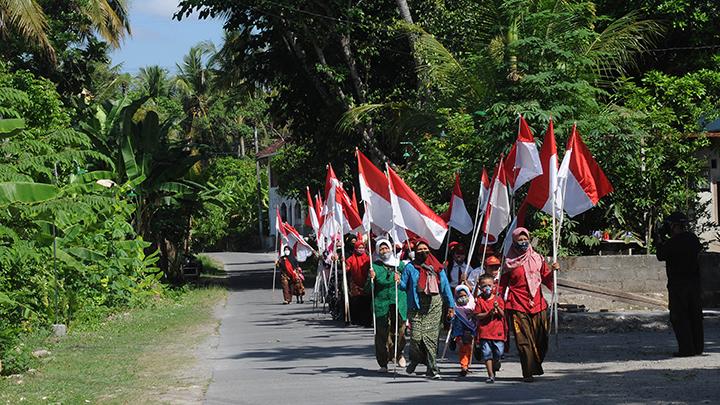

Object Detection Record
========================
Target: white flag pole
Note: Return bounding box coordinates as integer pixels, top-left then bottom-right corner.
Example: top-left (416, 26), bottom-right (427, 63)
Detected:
top-left (366, 201), bottom-right (376, 336)
top-left (466, 183), bottom-right (485, 270)
top-left (273, 205), bottom-right (279, 297)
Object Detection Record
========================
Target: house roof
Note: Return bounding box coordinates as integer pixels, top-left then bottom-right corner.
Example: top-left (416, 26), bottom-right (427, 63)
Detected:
top-left (257, 139), bottom-right (285, 159)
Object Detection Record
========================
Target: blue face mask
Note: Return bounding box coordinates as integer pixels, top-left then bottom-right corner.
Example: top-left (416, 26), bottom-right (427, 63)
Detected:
top-left (514, 241), bottom-right (530, 252)
top-left (481, 286), bottom-right (492, 297)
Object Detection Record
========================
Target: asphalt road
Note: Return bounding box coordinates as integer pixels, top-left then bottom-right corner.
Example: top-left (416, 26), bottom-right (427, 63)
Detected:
top-left (201, 252), bottom-right (720, 404)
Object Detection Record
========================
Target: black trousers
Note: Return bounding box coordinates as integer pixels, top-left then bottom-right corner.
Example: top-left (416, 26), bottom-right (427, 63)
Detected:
top-left (668, 281), bottom-right (704, 355)
top-left (350, 295), bottom-right (373, 327)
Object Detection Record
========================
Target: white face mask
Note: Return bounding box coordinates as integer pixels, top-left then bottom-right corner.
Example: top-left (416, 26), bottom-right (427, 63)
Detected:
top-left (284, 249), bottom-right (291, 256)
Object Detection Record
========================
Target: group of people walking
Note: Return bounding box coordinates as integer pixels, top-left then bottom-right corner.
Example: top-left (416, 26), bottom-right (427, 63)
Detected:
top-left (276, 211), bottom-right (706, 382)
top-left (279, 226), bottom-right (559, 382)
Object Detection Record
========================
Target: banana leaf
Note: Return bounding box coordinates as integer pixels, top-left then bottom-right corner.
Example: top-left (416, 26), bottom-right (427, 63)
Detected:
top-left (0, 182), bottom-right (59, 205)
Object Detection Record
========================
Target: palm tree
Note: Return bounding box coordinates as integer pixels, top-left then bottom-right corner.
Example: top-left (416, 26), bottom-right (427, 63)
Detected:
top-left (173, 41), bottom-right (217, 131)
top-left (137, 65), bottom-right (171, 98)
top-left (0, 0), bottom-right (131, 64)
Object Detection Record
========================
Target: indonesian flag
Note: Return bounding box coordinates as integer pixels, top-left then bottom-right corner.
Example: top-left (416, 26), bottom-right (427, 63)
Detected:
top-left (526, 118), bottom-right (562, 216)
top-left (315, 193), bottom-right (324, 229)
top-left (502, 198), bottom-right (529, 256)
top-left (387, 165), bottom-right (448, 249)
top-left (504, 116), bottom-right (543, 193)
top-left (481, 156), bottom-right (511, 244)
top-left (351, 186), bottom-right (360, 216)
top-left (304, 186), bottom-right (320, 232)
top-left (275, 206), bottom-right (287, 239)
top-left (557, 124), bottom-right (613, 217)
top-left (478, 167), bottom-right (491, 213)
top-left (441, 173), bottom-right (474, 234)
top-left (320, 165), bottom-right (343, 239)
top-left (356, 149), bottom-right (394, 233)
top-left (336, 184), bottom-right (364, 233)
top-left (283, 222), bottom-right (314, 262)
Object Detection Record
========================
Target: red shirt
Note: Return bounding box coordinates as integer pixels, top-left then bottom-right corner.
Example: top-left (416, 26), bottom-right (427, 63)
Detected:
top-left (499, 262), bottom-right (553, 314)
top-left (345, 253), bottom-right (370, 289)
top-left (474, 295), bottom-right (505, 341)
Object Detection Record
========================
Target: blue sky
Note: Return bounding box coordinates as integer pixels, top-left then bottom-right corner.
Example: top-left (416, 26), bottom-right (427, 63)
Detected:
top-left (110, 0), bottom-right (226, 74)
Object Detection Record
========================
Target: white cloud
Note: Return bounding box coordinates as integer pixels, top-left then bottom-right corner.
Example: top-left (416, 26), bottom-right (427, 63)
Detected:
top-left (133, 0), bottom-right (182, 18)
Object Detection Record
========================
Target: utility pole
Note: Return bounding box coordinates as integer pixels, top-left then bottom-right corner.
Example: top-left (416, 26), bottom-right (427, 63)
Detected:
top-left (254, 126), bottom-right (264, 249)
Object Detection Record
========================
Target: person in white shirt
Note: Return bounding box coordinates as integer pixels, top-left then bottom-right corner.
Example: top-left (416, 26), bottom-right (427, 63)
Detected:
top-left (466, 255), bottom-right (502, 293)
top-left (446, 242), bottom-right (470, 289)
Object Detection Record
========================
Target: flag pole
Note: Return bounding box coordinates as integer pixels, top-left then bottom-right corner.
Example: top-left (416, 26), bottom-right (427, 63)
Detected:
top-left (273, 205), bottom-right (279, 297)
top-left (551, 185), bottom-right (559, 348)
top-left (366, 201), bottom-right (376, 336)
top-left (339, 224), bottom-right (351, 325)
top-left (443, 228), bottom-right (452, 263)
top-left (385, 163), bottom-right (400, 379)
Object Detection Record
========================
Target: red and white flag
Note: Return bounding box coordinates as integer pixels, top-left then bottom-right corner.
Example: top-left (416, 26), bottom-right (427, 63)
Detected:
top-left (304, 186), bottom-right (320, 233)
top-left (275, 206), bottom-right (287, 239)
top-left (441, 173), bottom-right (473, 234)
top-left (283, 222), bottom-right (314, 262)
top-left (356, 149), bottom-right (394, 233)
top-left (526, 118), bottom-right (562, 216)
top-left (504, 116), bottom-right (543, 193)
top-left (387, 165), bottom-right (448, 249)
top-left (478, 167), bottom-right (491, 213)
top-left (557, 124), bottom-right (613, 217)
top-left (481, 156), bottom-right (512, 244)
top-left (320, 165), bottom-right (343, 239)
top-left (336, 184), bottom-right (364, 233)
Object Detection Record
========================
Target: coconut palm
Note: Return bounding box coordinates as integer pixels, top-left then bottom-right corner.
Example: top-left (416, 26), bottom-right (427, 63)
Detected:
top-left (174, 41), bottom-right (218, 130)
top-left (0, 0), bottom-right (130, 64)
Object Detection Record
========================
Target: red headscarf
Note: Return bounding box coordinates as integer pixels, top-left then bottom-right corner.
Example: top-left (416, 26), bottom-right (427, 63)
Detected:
top-left (503, 227), bottom-right (544, 298)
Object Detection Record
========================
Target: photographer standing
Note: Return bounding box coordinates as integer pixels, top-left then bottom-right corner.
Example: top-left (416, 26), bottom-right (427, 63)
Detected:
top-left (655, 212), bottom-right (704, 357)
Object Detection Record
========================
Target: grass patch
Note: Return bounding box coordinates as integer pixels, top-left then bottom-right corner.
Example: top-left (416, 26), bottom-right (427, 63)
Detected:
top-left (197, 254), bottom-right (225, 276)
top-left (0, 287), bottom-right (226, 404)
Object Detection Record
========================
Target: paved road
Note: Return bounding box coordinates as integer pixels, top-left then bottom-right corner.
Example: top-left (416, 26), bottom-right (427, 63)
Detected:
top-left (202, 252), bottom-right (720, 404)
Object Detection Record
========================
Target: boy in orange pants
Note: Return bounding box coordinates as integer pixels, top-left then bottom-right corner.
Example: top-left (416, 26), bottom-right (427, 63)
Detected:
top-left (450, 285), bottom-right (477, 376)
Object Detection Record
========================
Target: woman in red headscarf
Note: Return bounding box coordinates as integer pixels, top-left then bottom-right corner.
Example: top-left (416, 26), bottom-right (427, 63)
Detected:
top-left (499, 227), bottom-right (559, 382)
top-left (346, 240), bottom-right (372, 327)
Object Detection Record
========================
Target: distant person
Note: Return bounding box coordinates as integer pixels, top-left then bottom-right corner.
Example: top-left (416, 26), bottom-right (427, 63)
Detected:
top-left (399, 240), bottom-right (455, 380)
top-left (499, 227), bottom-right (557, 382)
top-left (346, 240), bottom-right (372, 327)
top-left (277, 246), bottom-right (303, 305)
top-left (450, 285), bottom-right (476, 377)
top-left (466, 255), bottom-right (501, 293)
top-left (446, 242), bottom-right (470, 288)
top-left (655, 212), bottom-right (704, 357)
top-left (367, 239), bottom-right (407, 372)
top-left (474, 274), bottom-right (506, 383)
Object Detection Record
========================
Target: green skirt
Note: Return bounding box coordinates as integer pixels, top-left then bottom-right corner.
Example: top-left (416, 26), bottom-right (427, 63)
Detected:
top-left (408, 293), bottom-right (443, 375)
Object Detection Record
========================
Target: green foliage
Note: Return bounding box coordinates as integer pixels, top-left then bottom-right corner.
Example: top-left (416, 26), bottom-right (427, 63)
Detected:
top-left (193, 157), bottom-right (267, 250)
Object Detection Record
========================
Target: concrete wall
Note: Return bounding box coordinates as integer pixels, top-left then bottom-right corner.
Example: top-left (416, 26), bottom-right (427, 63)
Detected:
top-left (558, 254), bottom-right (720, 307)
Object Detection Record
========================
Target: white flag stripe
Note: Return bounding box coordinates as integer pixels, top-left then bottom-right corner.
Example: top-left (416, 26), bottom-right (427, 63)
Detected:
top-left (448, 194), bottom-right (473, 234)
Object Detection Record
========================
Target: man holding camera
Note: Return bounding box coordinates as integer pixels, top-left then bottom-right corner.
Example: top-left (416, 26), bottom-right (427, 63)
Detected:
top-left (655, 212), bottom-right (704, 357)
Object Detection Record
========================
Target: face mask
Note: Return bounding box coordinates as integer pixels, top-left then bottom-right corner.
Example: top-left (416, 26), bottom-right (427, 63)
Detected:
top-left (481, 286), bottom-right (492, 297)
top-left (283, 249), bottom-right (291, 256)
top-left (514, 241), bottom-right (530, 252)
top-left (380, 252), bottom-right (392, 262)
top-left (415, 251), bottom-right (428, 263)
top-left (356, 249), bottom-right (366, 255)
top-left (456, 295), bottom-right (469, 306)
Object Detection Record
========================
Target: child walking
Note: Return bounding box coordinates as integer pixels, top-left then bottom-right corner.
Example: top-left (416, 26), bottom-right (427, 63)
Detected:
top-left (474, 274), bottom-right (505, 383)
top-left (450, 285), bottom-right (476, 376)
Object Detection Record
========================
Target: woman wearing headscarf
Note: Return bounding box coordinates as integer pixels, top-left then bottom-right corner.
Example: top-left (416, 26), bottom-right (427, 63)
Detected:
top-left (346, 240), bottom-right (372, 327)
top-left (366, 238), bottom-right (407, 372)
top-left (499, 227), bottom-right (558, 382)
top-left (277, 246), bottom-right (303, 305)
top-left (399, 240), bottom-right (456, 379)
